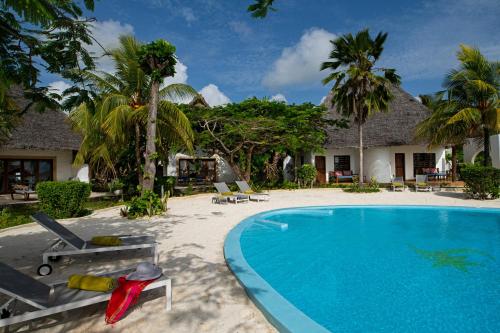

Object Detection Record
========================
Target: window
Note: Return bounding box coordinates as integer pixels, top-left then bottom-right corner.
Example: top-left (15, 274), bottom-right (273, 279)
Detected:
top-left (0, 159), bottom-right (53, 193)
top-left (413, 153), bottom-right (436, 176)
top-left (334, 155), bottom-right (351, 171)
top-left (177, 158), bottom-right (216, 184)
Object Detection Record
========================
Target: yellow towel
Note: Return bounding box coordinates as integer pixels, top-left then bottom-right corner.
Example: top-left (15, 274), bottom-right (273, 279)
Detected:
top-left (67, 274), bottom-right (116, 292)
top-left (244, 190), bottom-right (255, 194)
top-left (222, 191), bottom-right (233, 196)
top-left (417, 182), bottom-right (428, 186)
top-left (392, 182), bottom-right (403, 187)
top-left (91, 236), bottom-right (123, 246)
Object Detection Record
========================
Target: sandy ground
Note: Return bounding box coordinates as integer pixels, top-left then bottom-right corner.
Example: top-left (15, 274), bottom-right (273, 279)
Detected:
top-left (1, 189), bottom-right (499, 333)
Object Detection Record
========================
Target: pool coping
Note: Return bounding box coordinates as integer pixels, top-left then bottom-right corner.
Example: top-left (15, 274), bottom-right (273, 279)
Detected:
top-left (223, 205), bottom-right (500, 333)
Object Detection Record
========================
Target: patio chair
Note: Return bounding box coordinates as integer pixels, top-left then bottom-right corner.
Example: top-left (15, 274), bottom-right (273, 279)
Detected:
top-left (31, 212), bottom-right (158, 276)
top-left (10, 184), bottom-right (36, 201)
top-left (213, 182), bottom-right (249, 204)
top-left (415, 175), bottom-right (432, 192)
top-left (391, 177), bottom-right (406, 192)
top-left (0, 262), bottom-right (171, 329)
top-left (235, 181), bottom-right (270, 202)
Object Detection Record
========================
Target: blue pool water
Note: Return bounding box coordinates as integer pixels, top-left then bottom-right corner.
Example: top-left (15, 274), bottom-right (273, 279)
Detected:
top-left (226, 206), bottom-right (500, 333)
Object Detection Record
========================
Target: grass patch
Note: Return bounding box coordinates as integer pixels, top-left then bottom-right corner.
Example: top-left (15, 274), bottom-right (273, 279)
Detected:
top-left (0, 198), bottom-right (123, 230)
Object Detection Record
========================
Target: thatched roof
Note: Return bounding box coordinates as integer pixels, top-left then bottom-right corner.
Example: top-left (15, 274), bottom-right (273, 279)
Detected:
top-left (324, 86), bottom-right (431, 148)
top-left (189, 94), bottom-right (210, 108)
top-left (1, 88), bottom-right (81, 151)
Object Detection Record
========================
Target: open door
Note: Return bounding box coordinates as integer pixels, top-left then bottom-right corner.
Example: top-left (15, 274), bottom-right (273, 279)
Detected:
top-left (395, 153), bottom-right (405, 180)
top-left (315, 156), bottom-right (326, 184)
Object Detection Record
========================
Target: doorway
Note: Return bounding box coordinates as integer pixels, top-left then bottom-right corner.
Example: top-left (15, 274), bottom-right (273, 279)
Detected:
top-left (314, 156), bottom-right (326, 184)
top-left (395, 153), bottom-right (405, 180)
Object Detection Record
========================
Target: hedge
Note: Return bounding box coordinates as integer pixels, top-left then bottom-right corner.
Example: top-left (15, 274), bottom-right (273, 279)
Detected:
top-left (36, 181), bottom-right (91, 218)
top-left (459, 164), bottom-right (500, 200)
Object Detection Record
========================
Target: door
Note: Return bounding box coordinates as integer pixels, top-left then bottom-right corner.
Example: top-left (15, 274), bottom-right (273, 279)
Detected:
top-left (395, 153), bottom-right (405, 179)
top-left (315, 156), bottom-right (326, 184)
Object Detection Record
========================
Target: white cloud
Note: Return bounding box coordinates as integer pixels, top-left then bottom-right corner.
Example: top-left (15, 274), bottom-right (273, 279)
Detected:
top-left (270, 93), bottom-right (287, 103)
top-left (262, 28), bottom-right (337, 89)
top-left (199, 84), bottom-right (231, 106)
top-left (164, 61), bottom-right (189, 85)
top-left (229, 21), bottom-right (252, 38)
top-left (88, 20), bottom-right (135, 72)
top-left (180, 7), bottom-right (197, 24)
top-left (48, 81), bottom-right (72, 96)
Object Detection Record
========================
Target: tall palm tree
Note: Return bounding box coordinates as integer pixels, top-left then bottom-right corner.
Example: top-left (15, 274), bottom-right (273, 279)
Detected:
top-left (321, 29), bottom-right (400, 184)
top-left (70, 36), bottom-right (196, 186)
top-left (416, 91), bottom-right (468, 181)
top-left (444, 45), bottom-right (499, 166)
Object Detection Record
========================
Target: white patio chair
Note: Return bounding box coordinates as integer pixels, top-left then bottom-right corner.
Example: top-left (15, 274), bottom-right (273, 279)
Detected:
top-left (213, 182), bottom-right (249, 204)
top-left (235, 181), bottom-right (270, 202)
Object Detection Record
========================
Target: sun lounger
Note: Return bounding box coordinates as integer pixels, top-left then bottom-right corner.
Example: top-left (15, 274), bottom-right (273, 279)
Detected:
top-left (0, 262), bottom-right (171, 329)
top-left (31, 212), bottom-right (158, 276)
top-left (391, 177), bottom-right (406, 192)
top-left (213, 182), bottom-right (249, 204)
top-left (235, 181), bottom-right (270, 202)
top-left (415, 175), bottom-right (433, 192)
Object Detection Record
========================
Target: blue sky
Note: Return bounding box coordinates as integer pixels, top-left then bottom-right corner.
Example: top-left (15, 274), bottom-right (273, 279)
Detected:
top-left (46, 0), bottom-right (500, 106)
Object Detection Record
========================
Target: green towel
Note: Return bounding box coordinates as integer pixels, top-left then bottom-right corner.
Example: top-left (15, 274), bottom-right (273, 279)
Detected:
top-left (392, 182), bottom-right (403, 187)
top-left (91, 236), bottom-right (123, 246)
top-left (222, 191), bottom-right (233, 196)
top-left (244, 189), bottom-right (254, 194)
top-left (417, 182), bottom-right (428, 186)
top-left (67, 274), bottom-right (116, 292)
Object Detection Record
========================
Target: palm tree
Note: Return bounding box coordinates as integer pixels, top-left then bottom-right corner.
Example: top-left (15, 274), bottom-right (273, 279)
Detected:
top-left (416, 91), bottom-right (468, 181)
top-left (321, 29), bottom-right (400, 185)
top-left (444, 45), bottom-right (499, 166)
top-left (70, 36), bottom-right (196, 186)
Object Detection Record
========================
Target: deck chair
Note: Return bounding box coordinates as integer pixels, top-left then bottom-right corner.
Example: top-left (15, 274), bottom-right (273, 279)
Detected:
top-left (213, 182), bottom-right (249, 204)
top-left (0, 262), bottom-right (171, 329)
top-left (415, 175), bottom-right (433, 192)
top-left (31, 212), bottom-right (157, 276)
top-left (390, 177), bottom-right (406, 192)
top-left (235, 181), bottom-right (270, 202)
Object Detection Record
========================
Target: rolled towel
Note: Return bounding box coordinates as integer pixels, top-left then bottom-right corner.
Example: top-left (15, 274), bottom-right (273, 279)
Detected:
top-left (91, 236), bottom-right (123, 246)
top-left (244, 190), bottom-right (255, 194)
top-left (221, 191), bottom-right (233, 196)
top-left (392, 182), bottom-right (404, 187)
top-left (67, 274), bottom-right (116, 292)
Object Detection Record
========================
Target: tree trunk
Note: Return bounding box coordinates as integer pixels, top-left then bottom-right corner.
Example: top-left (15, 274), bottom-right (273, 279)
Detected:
top-left (243, 145), bottom-right (254, 182)
top-left (358, 122), bottom-right (363, 185)
top-left (451, 145), bottom-right (457, 182)
top-left (293, 153), bottom-right (299, 182)
top-left (135, 123), bottom-right (143, 186)
top-left (483, 127), bottom-right (491, 166)
top-left (228, 154), bottom-right (244, 181)
top-left (142, 81), bottom-right (160, 193)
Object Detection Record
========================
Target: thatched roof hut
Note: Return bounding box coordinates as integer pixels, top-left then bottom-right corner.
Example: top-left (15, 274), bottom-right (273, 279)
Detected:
top-left (324, 86), bottom-right (431, 148)
top-left (189, 94), bottom-right (210, 108)
top-left (1, 88), bottom-right (81, 151)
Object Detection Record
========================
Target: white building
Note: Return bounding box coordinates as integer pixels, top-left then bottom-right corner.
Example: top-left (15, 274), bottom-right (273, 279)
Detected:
top-left (311, 87), bottom-right (447, 183)
top-left (0, 89), bottom-right (88, 193)
top-left (463, 134), bottom-right (500, 168)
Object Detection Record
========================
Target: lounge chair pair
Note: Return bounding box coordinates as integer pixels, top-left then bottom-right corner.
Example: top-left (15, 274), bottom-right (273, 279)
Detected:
top-left (213, 181), bottom-right (270, 204)
top-left (0, 213), bottom-right (170, 329)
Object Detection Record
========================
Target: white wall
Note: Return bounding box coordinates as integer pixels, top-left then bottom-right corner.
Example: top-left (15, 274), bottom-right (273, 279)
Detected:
top-left (0, 148), bottom-right (83, 181)
top-left (314, 145), bottom-right (446, 183)
top-left (464, 134), bottom-right (500, 168)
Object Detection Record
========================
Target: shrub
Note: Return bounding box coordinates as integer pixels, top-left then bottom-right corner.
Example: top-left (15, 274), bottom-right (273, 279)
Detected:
top-left (126, 190), bottom-right (166, 218)
top-left (108, 179), bottom-right (124, 192)
top-left (343, 176), bottom-right (380, 193)
top-left (282, 180), bottom-right (299, 190)
top-left (154, 176), bottom-right (176, 196)
top-left (459, 164), bottom-right (499, 199)
top-left (37, 181), bottom-right (91, 218)
top-left (298, 164), bottom-right (317, 188)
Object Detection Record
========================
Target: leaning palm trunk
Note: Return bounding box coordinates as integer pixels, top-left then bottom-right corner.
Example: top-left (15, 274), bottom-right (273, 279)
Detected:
top-left (142, 81), bottom-right (160, 192)
top-left (358, 122), bottom-right (363, 185)
top-left (483, 127), bottom-right (491, 166)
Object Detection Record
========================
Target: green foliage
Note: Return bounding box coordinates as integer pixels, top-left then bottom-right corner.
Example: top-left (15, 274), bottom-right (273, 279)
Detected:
top-left (182, 98), bottom-right (345, 182)
top-left (297, 164), bottom-right (317, 188)
top-left (281, 180), bottom-right (299, 190)
top-left (0, 0), bottom-right (96, 127)
top-left (108, 179), bottom-right (124, 192)
top-left (0, 207), bottom-right (32, 229)
top-left (36, 181), bottom-right (91, 218)
top-left (459, 164), bottom-right (500, 199)
top-left (154, 176), bottom-right (176, 196)
top-left (343, 176), bottom-right (380, 193)
top-left (126, 190), bottom-right (165, 218)
top-left (137, 39), bottom-right (177, 82)
top-left (248, 0), bottom-right (276, 18)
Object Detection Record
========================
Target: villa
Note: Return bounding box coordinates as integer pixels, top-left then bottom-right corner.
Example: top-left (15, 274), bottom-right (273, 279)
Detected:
top-left (0, 88), bottom-right (88, 193)
top-left (312, 86), bottom-right (447, 183)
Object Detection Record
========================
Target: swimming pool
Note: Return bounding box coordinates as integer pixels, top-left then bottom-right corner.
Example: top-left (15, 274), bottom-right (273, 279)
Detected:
top-left (224, 206), bottom-right (500, 333)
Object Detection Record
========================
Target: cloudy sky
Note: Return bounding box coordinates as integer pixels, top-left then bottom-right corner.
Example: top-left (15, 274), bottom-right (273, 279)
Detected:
top-left (45, 0), bottom-right (500, 106)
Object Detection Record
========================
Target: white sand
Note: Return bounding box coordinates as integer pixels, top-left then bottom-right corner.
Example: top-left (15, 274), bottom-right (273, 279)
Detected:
top-left (1, 189), bottom-right (499, 332)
